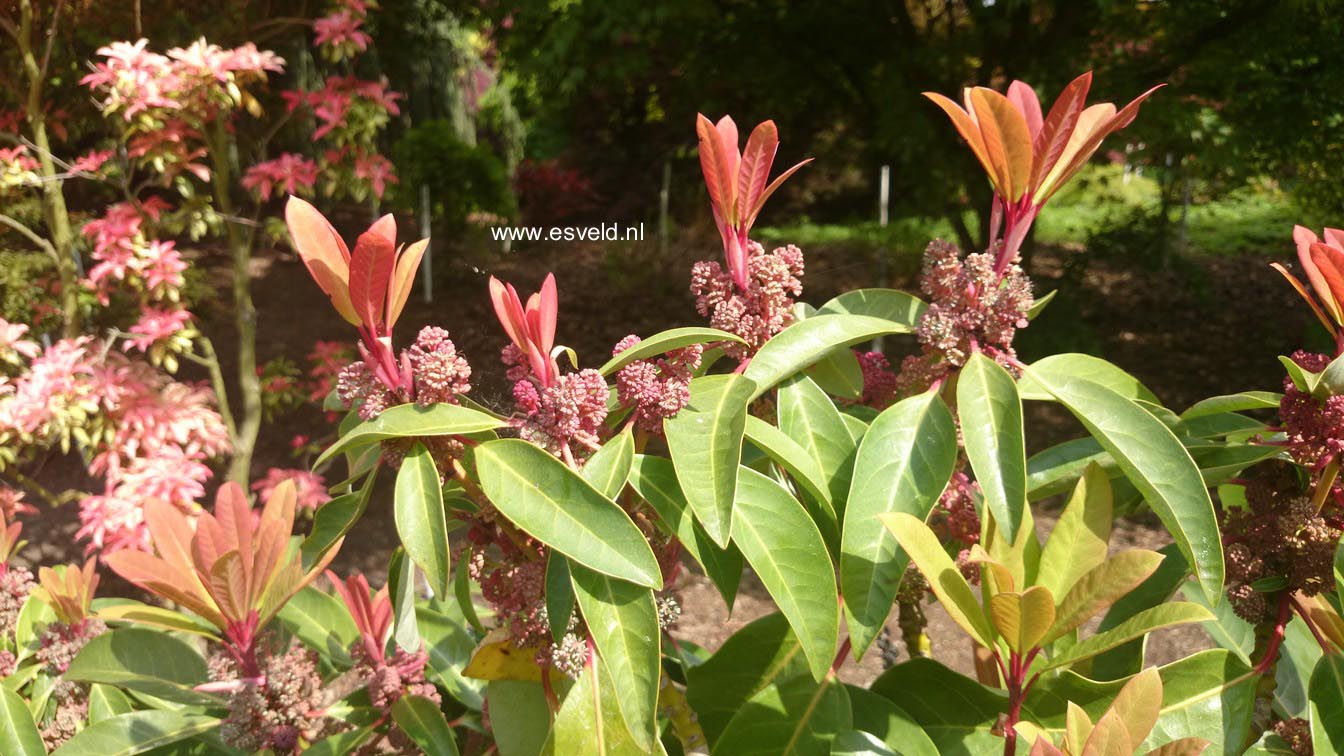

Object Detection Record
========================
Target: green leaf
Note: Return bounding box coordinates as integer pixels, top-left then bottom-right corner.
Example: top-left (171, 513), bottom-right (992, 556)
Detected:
top-left (1018, 354), bottom-right (1159, 403)
top-left (570, 563), bottom-right (660, 748)
top-left (0, 687), bottom-right (44, 756)
top-left (475, 439), bottom-right (663, 588)
top-left (744, 314), bottom-right (915, 400)
top-left (50, 711), bottom-right (219, 756)
top-left (777, 374), bottom-right (858, 540)
top-left (1089, 545), bottom-right (1189, 680)
top-left (454, 550), bottom-right (487, 636)
top-left (744, 415), bottom-right (833, 509)
top-left (1022, 368), bottom-right (1224, 603)
top-left (803, 348), bottom-right (864, 400)
top-left (1279, 355), bottom-right (1321, 395)
top-left (1310, 654), bottom-right (1344, 755)
top-left (545, 552), bottom-right (575, 644)
top-left (417, 606), bottom-right (485, 710)
top-left (1041, 603), bottom-right (1213, 671)
top-left (392, 694), bottom-right (461, 756)
top-left (664, 374), bottom-right (755, 546)
top-left (830, 731), bottom-right (899, 756)
top-left (816, 289), bottom-right (927, 324)
top-left (87, 684), bottom-right (134, 724)
top-left (686, 613), bottom-right (810, 743)
top-left (599, 327), bottom-right (744, 376)
top-left (845, 685), bottom-right (939, 756)
top-left (277, 585), bottom-right (360, 661)
top-left (711, 674), bottom-right (851, 755)
top-left (1036, 463), bottom-right (1113, 600)
top-left (305, 724), bottom-right (380, 756)
top-left (735, 467), bottom-right (841, 681)
top-left (881, 513), bottom-right (994, 648)
top-left (1026, 437), bottom-right (1113, 500)
top-left (1026, 288), bottom-right (1057, 320)
top-left (1180, 391), bottom-right (1281, 420)
top-left (389, 548), bottom-right (420, 653)
top-left (957, 353), bottom-right (1028, 541)
top-left (869, 657), bottom-right (1006, 754)
top-left (840, 392), bottom-right (957, 658)
top-left (1321, 352), bottom-right (1344, 396)
top-left (544, 659), bottom-right (645, 755)
top-left (63, 628), bottom-right (213, 705)
top-left (394, 442), bottom-right (452, 595)
top-left (582, 429), bottom-right (635, 499)
top-left (317, 403), bottom-right (504, 466)
top-left (302, 476), bottom-right (375, 570)
top-left (628, 455), bottom-right (742, 609)
top-left (488, 681), bottom-right (551, 756)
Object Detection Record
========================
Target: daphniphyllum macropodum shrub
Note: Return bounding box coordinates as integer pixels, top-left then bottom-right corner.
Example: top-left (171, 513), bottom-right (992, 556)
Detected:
top-left (3, 69), bottom-right (1344, 756)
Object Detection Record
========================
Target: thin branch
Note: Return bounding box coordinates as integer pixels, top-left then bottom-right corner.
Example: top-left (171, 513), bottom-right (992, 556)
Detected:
top-left (0, 212), bottom-right (59, 262)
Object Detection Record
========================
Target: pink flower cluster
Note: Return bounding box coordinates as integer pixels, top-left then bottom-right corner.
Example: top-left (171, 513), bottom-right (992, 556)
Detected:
top-left (895, 240), bottom-right (1034, 395)
top-left (690, 241), bottom-right (804, 360)
top-left (612, 335), bottom-right (702, 433)
top-left (505, 346), bottom-right (608, 459)
top-left (1279, 350), bottom-right (1344, 470)
top-left (252, 468), bottom-right (331, 511)
top-left (242, 154), bottom-right (320, 201)
top-left (337, 326), bottom-right (473, 422)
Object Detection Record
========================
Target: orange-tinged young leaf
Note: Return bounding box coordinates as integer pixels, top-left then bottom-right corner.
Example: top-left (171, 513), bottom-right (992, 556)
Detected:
top-left (1038, 84), bottom-right (1164, 205)
top-left (1030, 737), bottom-right (1065, 756)
top-left (35, 559), bottom-right (99, 625)
top-left (1309, 241), bottom-right (1344, 324)
top-left (1271, 263), bottom-right (1337, 336)
top-left (966, 544), bottom-right (1016, 598)
top-left (104, 548), bottom-right (225, 629)
top-left (1106, 667), bottom-right (1161, 746)
top-left (1144, 738), bottom-right (1211, 756)
top-left (285, 196), bottom-right (359, 326)
top-left (535, 273), bottom-right (558, 357)
top-left (715, 115), bottom-right (741, 199)
top-left (971, 87), bottom-right (1034, 202)
top-left (924, 92), bottom-right (997, 189)
top-left (989, 585), bottom-right (1056, 653)
top-left (1008, 80), bottom-right (1044, 139)
top-left (1046, 549), bottom-right (1164, 642)
top-left (1065, 702), bottom-right (1094, 753)
top-left (1030, 72), bottom-right (1092, 193)
top-left (489, 277), bottom-right (528, 353)
top-left (738, 120), bottom-right (780, 227)
top-left (348, 214), bottom-right (399, 333)
top-left (1037, 463), bottom-right (1112, 599)
top-left (1081, 709), bottom-right (1133, 756)
top-left (1298, 593), bottom-right (1344, 651)
top-left (697, 114), bottom-right (738, 224)
top-left (750, 158), bottom-right (813, 231)
top-left (0, 510), bottom-right (22, 564)
top-left (387, 239), bottom-right (428, 330)
top-left (1035, 103), bottom-right (1115, 202)
top-left (1290, 225), bottom-right (1343, 326)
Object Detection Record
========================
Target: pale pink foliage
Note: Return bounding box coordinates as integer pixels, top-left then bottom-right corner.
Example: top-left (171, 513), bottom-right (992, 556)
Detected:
top-left (242, 153), bottom-right (320, 200)
top-left (252, 468), bottom-right (331, 511)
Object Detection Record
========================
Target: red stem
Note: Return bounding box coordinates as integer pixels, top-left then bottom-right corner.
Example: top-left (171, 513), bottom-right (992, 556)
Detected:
top-left (831, 637), bottom-right (852, 674)
top-left (1254, 594), bottom-right (1293, 675)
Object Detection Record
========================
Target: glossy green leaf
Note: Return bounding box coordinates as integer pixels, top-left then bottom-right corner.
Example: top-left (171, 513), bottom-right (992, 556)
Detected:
top-left (830, 731), bottom-right (899, 756)
top-left (488, 681), bottom-right (551, 756)
top-left (569, 563), bottom-right (660, 749)
top-left (1042, 603), bottom-right (1213, 670)
top-left (840, 392), bottom-right (957, 658)
top-left (1027, 437), bottom-right (1114, 500)
top-left (778, 374), bottom-right (857, 537)
top-left (87, 684), bottom-right (134, 724)
top-left (417, 606), bottom-right (485, 710)
top-left (1036, 464), bottom-right (1113, 600)
top-left (306, 724), bottom-right (380, 756)
top-left (844, 686), bottom-right (939, 756)
top-left (63, 628), bottom-right (212, 705)
top-left (628, 454), bottom-right (742, 608)
top-left (869, 657), bottom-right (1006, 754)
top-left (395, 442), bottom-right (452, 595)
top-left (686, 613), bottom-right (810, 742)
top-left (744, 415), bottom-right (833, 508)
top-left (277, 585), bottom-right (360, 661)
top-left (816, 289), bottom-right (927, 324)
top-left (957, 353), bottom-right (1028, 541)
top-left (454, 550), bottom-right (487, 636)
top-left (0, 687), bottom-right (44, 756)
top-left (664, 374), bottom-right (755, 546)
top-left (744, 315), bottom-right (915, 400)
top-left (544, 659), bottom-right (645, 755)
top-left (735, 467), bottom-right (841, 681)
top-left (582, 429), bottom-right (635, 499)
top-left (389, 548), bottom-right (420, 653)
top-left (1018, 354), bottom-right (1159, 403)
top-left (476, 439), bottom-right (663, 588)
top-left (317, 402), bottom-right (504, 466)
top-left (1023, 368), bottom-right (1224, 603)
top-left (50, 711), bottom-right (219, 756)
top-left (545, 552), bottom-right (575, 643)
top-left (1310, 654), bottom-right (1344, 755)
top-left (302, 476), bottom-right (375, 570)
top-left (1027, 288), bottom-right (1057, 320)
top-left (881, 513), bottom-right (994, 647)
top-left (803, 347), bottom-right (864, 400)
top-left (392, 694), bottom-right (461, 756)
top-left (599, 327), bottom-right (744, 375)
top-left (711, 674), bottom-right (851, 755)
top-left (1180, 392), bottom-right (1281, 420)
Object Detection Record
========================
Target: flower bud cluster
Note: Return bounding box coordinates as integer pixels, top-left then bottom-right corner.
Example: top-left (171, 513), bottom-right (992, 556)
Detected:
top-left (37, 618), bottom-right (107, 675)
top-left (1279, 350), bottom-right (1344, 468)
top-left (214, 641), bottom-right (331, 754)
top-left (1222, 464), bottom-right (1342, 623)
top-left (0, 566), bottom-right (34, 639)
top-left (690, 242), bottom-right (804, 360)
top-left (612, 335), bottom-right (702, 432)
top-left (509, 366), bottom-right (609, 459)
top-left (855, 351), bottom-right (899, 410)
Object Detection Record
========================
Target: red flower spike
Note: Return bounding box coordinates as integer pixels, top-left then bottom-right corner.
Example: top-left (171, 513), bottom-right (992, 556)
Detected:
top-left (1274, 225), bottom-right (1344, 338)
top-left (697, 114), bottom-right (812, 292)
top-left (489, 273), bottom-right (559, 387)
top-left (925, 72), bottom-right (1162, 268)
top-left (327, 571), bottom-right (393, 664)
top-left (105, 481), bottom-right (341, 669)
top-left (34, 559), bottom-right (100, 626)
